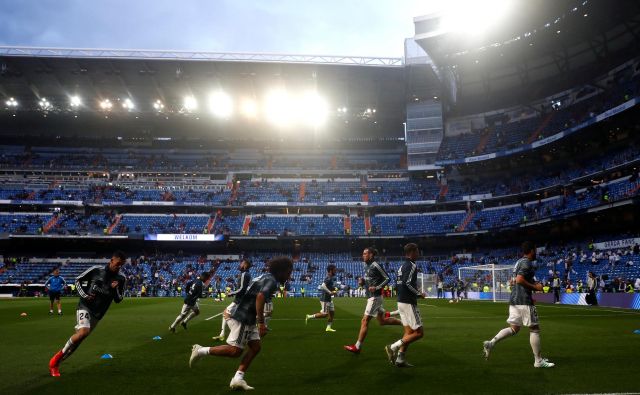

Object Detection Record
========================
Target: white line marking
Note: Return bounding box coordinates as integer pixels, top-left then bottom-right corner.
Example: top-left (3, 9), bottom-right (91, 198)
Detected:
top-left (204, 312), bottom-right (224, 321)
top-left (537, 304), bottom-right (640, 315)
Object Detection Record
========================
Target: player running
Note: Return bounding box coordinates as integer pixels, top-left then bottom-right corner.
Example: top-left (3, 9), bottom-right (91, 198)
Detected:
top-left (385, 243), bottom-right (424, 367)
top-left (48, 251), bottom-right (127, 377)
top-left (44, 268), bottom-right (67, 315)
top-left (189, 256), bottom-right (293, 391)
top-left (482, 241), bottom-right (555, 368)
top-left (344, 247), bottom-right (401, 354)
top-left (213, 259), bottom-right (252, 341)
top-left (169, 271), bottom-right (212, 332)
top-left (305, 264), bottom-right (338, 332)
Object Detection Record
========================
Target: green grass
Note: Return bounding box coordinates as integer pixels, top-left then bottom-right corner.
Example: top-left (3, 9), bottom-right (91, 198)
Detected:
top-left (1, 297), bottom-right (639, 394)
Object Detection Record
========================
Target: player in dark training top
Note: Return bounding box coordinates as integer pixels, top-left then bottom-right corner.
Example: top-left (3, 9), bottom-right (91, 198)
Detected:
top-left (189, 256), bottom-right (293, 391)
top-left (483, 241), bottom-right (555, 368)
top-left (48, 251), bottom-right (127, 377)
top-left (344, 247), bottom-right (401, 354)
top-left (305, 264), bottom-right (338, 332)
top-left (385, 243), bottom-right (424, 367)
top-left (213, 259), bottom-right (252, 341)
top-left (169, 271), bottom-right (212, 332)
top-left (44, 268), bottom-right (67, 315)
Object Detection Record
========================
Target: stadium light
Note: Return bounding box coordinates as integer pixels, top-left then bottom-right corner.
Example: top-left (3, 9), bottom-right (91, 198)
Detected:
top-left (122, 98), bottom-right (135, 110)
top-left (183, 96), bottom-right (198, 112)
top-left (240, 98), bottom-right (258, 119)
top-left (437, 0), bottom-right (516, 36)
top-left (39, 98), bottom-right (52, 110)
top-left (99, 99), bottom-right (113, 110)
top-left (208, 91), bottom-right (233, 119)
top-left (5, 97), bottom-right (18, 107)
top-left (299, 91), bottom-right (328, 128)
top-left (153, 99), bottom-right (164, 111)
top-left (70, 95), bottom-right (82, 107)
top-left (264, 89), bottom-right (292, 127)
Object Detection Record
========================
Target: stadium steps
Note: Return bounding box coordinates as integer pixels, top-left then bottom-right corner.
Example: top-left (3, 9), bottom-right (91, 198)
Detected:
top-left (526, 112), bottom-right (555, 144)
top-left (107, 214), bottom-right (122, 234)
top-left (439, 184), bottom-right (449, 199)
top-left (473, 127), bottom-right (493, 154)
top-left (458, 211), bottom-right (476, 232)
top-left (43, 215), bottom-right (60, 234)
top-left (364, 214), bottom-right (371, 234)
top-left (206, 214), bottom-right (217, 233)
top-left (241, 215), bottom-right (251, 235)
top-left (299, 182), bottom-right (306, 201)
top-left (26, 191), bottom-right (36, 200)
top-left (344, 216), bottom-right (351, 235)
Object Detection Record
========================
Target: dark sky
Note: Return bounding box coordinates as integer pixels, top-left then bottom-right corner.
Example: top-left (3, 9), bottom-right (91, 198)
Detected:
top-left (0, 0), bottom-right (433, 57)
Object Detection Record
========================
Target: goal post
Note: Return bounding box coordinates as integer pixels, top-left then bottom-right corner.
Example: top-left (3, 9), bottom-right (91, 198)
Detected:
top-left (458, 264), bottom-right (513, 302)
top-left (417, 273), bottom-right (438, 298)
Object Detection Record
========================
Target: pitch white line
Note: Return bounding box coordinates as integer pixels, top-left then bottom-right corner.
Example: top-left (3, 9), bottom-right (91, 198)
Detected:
top-left (204, 312), bottom-right (224, 321)
top-left (537, 304), bottom-right (640, 315)
top-left (270, 313), bottom-right (632, 321)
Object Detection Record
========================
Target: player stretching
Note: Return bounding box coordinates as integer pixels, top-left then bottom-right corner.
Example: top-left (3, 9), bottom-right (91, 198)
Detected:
top-left (48, 251), bottom-right (127, 377)
top-left (483, 241), bottom-right (555, 368)
top-left (344, 247), bottom-right (401, 354)
top-left (385, 243), bottom-right (424, 367)
top-left (213, 259), bottom-right (252, 341)
top-left (305, 264), bottom-right (338, 332)
top-left (189, 257), bottom-right (293, 391)
top-left (170, 271), bottom-right (212, 332)
top-left (45, 268), bottom-right (67, 315)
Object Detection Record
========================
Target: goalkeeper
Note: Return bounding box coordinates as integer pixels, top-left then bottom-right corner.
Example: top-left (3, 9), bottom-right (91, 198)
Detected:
top-left (48, 251), bottom-right (127, 377)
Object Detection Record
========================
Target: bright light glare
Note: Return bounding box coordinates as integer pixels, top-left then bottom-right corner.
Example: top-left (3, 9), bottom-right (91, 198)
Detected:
top-left (240, 98), bottom-right (258, 118)
top-left (39, 98), bottom-right (51, 109)
top-left (183, 96), bottom-right (198, 112)
top-left (70, 96), bottom-right (81, 107)
top-left (299, 92), bottom-right (328, 127)
top-left (99, 99), bottom-right (113, 110)
top-left (208, 91), bottom-right (233, 118)
top-left (122, 98), bottom-right (135, 110)
top-left (6, 97), bottom-right (18, 107)
top-left (438, 0), bottom-right (516, 35)
top-left (153, 100), bottom-right (164, 111)
top-left (264, 89), bottom-right (291, 127)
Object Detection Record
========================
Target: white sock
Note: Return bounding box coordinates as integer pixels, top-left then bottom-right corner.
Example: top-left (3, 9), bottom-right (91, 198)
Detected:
top-left (220, 318), bottom-right (227, 336)
top-left (61, 338), bottom-right (77, 360)
top-left (390, 310), bottom-right (400, 316)
top-left (397, 351), bottom-right (406, 362)
top-left (197, 347), bottom-right (210, 357)
top-left (390, 339), bottom-right (403, 352)
top-left (326, 322), bottom-right (332, 328)
top-left (233, 370), bottom-right (245, 381)
top-left (58, 309), bottom-right (62, 313)
top-left (49, 309), bottom-right (53, 313)
top-left (183, 312), bottom-right (197, 324)
top-left (170, 314), bottom-right (184, 329)
top-left (490, 327), bottom-right (515, 346)
top-left (355, 340), bottom-right (362, 349)
top-left (530, 331), bottom-right (542, 363)
top-left (307, 314), bottom-right (315, 319)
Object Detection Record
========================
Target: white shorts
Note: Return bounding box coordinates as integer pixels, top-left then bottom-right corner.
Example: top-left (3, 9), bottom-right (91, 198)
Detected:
top-left (264, 301), bottom-right (273, 315)
top-left (75, 309), bottom-right (99, 330)
top-left (398, 302), bottom-right (423, 330)
top-left (226, 318), bottom-right (260, 349)
top-left (507, 305), bottom-right (539, 327)
top-left (364, 296), bottom-right (385, 317)
top-left (320, 301), bottom-right (334, 313)
top-left (181, 302), bottom-right (199, 315)
top-left (225, 302), bottom-right (238, 317)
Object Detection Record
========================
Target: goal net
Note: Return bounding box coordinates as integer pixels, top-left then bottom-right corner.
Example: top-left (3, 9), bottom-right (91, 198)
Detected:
top-left (417, 273), bottom-right (438, 298)
top-left (458, 264), bottom-right (513, 302)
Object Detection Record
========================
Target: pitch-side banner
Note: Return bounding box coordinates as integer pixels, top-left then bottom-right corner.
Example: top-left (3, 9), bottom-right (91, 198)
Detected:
top-left (592, 237), bottom-right (640, 250)
top-left (145, 234), bottom-right (225, 241)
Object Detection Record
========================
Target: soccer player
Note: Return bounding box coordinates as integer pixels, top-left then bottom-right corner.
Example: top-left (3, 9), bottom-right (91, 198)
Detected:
top-left (385, 243), bottom-right (424, 367)
top-left (48, 251), bottom-right (127, 377)
top-left (305, 264), bottom-right (338, 332)
top-left (169, 271), bottom-right (212, 332)
top-left (482, 241), bottom-right (555, 368)
top-left (189, 256), bottom-right (293, 391)
top-left (344, 247), bottom-right (401, 354)
top-left (44, 268), bottom-right (67, 315)
top-left (213, 259), bottom-right (252, 341)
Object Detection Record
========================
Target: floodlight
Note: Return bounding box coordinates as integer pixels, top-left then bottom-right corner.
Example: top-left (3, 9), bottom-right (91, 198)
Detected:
top-left (122, 98), bottom-right (135, 110)
top-left (208, 91), bottom-right (233, 118)
top-left (240, 98), bottom-right (258, 118)
top-left (70, 96), bottom-right (82, 107)
top-left (183, 96), bottom-right (198, 112)
top-left (438, 0), bottom-right (516, 36)
top-left (99, 99), bottom-right (113, 110)
top-left (264, 89), bottom-right (292, 127)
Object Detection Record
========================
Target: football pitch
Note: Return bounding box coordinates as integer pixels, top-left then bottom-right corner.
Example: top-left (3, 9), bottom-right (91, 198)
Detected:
top-left (1, 297), bottom-right (639, 395)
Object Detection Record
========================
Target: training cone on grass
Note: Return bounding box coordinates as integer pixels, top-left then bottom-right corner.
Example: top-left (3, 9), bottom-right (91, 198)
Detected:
top-left (100, 354), bottom-right (113, 359)
top-left (634, 330), bottom-right (640, 334)
top-left (20, 312), bottom-right (27, 317)
top-left (153, 336), bottom-right (162, 340)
